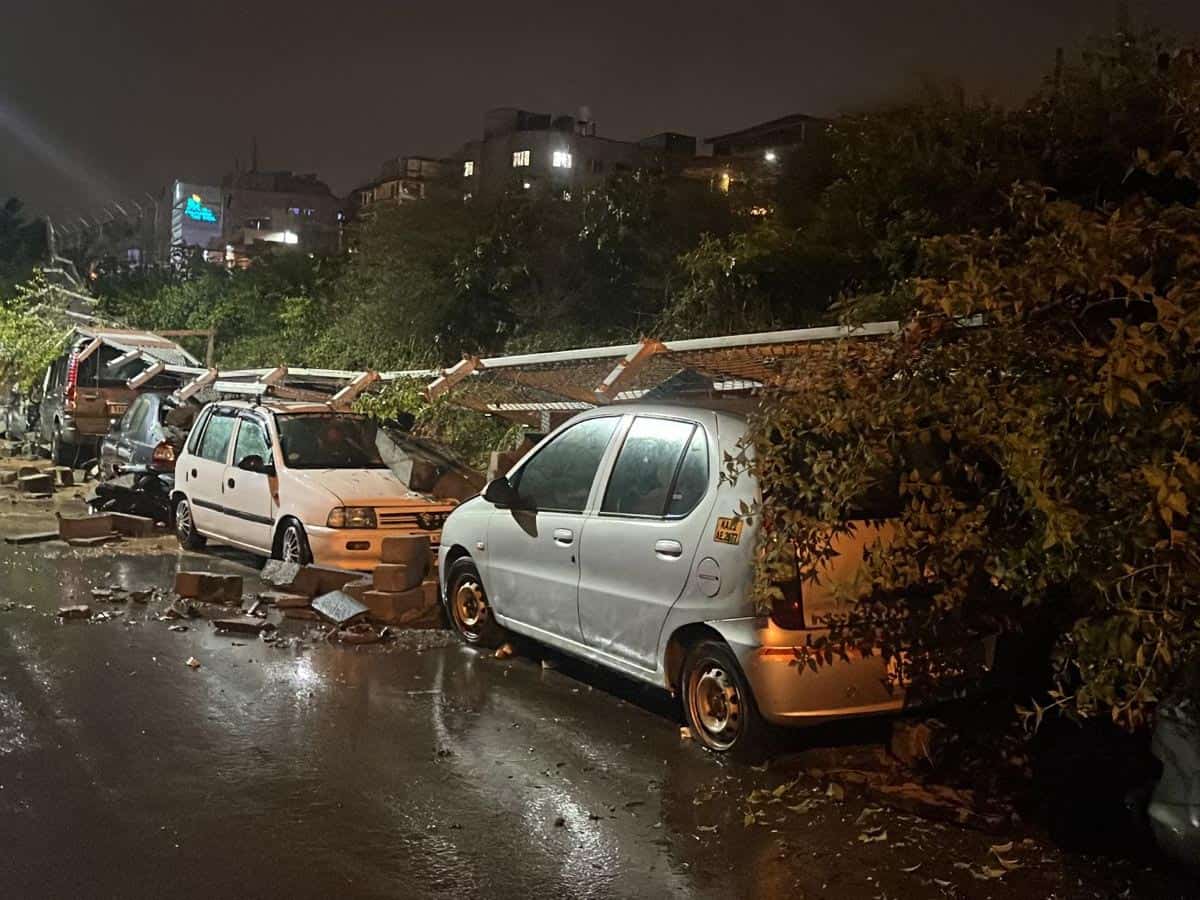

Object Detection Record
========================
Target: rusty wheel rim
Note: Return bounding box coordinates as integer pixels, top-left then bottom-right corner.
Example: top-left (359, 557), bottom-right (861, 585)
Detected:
top-left (688, 662), bottom-right (743, 751)
top-left (452, 579), bottom-right (489, 639)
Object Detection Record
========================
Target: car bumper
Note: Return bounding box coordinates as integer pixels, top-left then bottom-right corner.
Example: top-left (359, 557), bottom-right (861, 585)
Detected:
top-left (304, 525), bottom-right (439, 572)
top-left (712, 618), bottom-right (908, 726)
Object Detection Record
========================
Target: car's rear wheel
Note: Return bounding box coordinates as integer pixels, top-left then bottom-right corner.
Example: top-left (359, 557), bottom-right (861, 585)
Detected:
top-left (51, 425), bottom-right (75, 467)
top-left (276, 519), bottom-right (312, 565)
top-left (174, 497), bottom-right (206, 551)
top-left (445, 557), bottom-right (506, 649)
top-left (682, 639), bottom-right (770, 760)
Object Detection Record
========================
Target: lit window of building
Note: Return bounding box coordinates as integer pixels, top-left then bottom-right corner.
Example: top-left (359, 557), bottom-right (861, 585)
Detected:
top-left (512, 150), bottom-right (531, 168)
top-left (552, 150), bottom-right (573, 169)
top-left (463, 160), bottom-right (475, 177)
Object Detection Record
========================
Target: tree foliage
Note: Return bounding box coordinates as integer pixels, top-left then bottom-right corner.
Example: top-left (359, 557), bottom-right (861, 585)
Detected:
top-left (743, 43), bottom-right (1200, 730)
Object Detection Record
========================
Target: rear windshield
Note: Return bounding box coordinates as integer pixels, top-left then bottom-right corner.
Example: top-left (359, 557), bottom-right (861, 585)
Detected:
top-left (275, 413), bottom-right (386, 470)
top-left (77, 345), bottom-right (175, 389)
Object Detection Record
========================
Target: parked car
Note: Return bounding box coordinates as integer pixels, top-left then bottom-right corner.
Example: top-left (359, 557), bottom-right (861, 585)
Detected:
top-left (1148, 668), bottom-right (1200, 867)
top-left (39, 328), bottom-right (198, 466)
top-left (438, 403), bottom-right (991, 757)
top-left (172, 399), bottom-right (455, 569)
top-left (98, 391), bottom-right (197, 480)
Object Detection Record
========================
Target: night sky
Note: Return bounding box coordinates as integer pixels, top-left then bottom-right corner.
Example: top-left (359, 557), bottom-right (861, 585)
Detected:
top-left (3, 1), bottom-right (1199, 218)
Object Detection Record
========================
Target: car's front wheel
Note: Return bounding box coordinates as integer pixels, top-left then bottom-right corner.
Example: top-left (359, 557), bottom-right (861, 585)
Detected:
top-left (275, 518), bottom-right (313, 565)
top-left (174, 497), bottom-right (206, 551)
top-left (444, 557), bottom-right (506, 649)
top-left (681, 639), bottom-right (770, 760)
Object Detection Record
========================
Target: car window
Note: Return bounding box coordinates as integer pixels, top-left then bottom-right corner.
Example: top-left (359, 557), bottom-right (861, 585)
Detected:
top-left (513, 417), bottom-right (618, 513)
top-left (128, 396), bottom-right (152, 435)
top-left (234, 418), bottom-right (271, 465)
top-left (666, 425), bottom-right (708, 517)
top-left (275, 414), bottom-right (385, 469)
top-left (186, 408), bottom-right (212, 454)
top-left (119, 397), bottom-right (143, 432)
top-left (197, 411), bottom-right (236, 463)
top-left (601, 417), bottom-right (695, 517)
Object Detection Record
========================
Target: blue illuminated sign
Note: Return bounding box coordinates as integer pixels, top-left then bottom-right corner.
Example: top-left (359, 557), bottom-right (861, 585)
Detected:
top-left (184, 193), bottom-right (217, 223)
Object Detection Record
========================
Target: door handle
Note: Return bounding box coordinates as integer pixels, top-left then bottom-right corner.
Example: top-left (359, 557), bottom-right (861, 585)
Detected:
top-left (190, 468), bottom-right (197, 479)
top-left (227, 477), bottom-right (236, 489)
top-left (553, 528), bottom-right (574, 546)
top-left (655, 539), bottom-right (684, 558)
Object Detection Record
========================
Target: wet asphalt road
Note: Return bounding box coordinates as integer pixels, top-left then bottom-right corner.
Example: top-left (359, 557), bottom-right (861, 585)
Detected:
top-left (1, 534), bottom-right (1196, 899)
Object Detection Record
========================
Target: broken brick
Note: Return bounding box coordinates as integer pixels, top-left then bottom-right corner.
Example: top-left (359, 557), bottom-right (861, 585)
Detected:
top-left (58, 514), bottom-right (114, 541)
top-left (57, 605), bottom-right (92, 620)
top-left (174, 571), bottom-right (243, 605)
top-left (18, 473), bottom-right (54, 495)
top-left (373, 563), bottom-right (421, 593)
top-left (380, 535), bottom-right (430, 576)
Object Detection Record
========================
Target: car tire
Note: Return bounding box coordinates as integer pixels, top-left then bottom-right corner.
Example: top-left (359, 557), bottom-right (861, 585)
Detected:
top-left (174, 497), bottom-right (206, 551)
top-left (444, 557), bottom-right (506, 649)
top-left (51, 425), bottom-right (75, 467)
top-left (681, 639), bottom-right (771, 761)
top-left (275, 518), bottom-right (313, 565)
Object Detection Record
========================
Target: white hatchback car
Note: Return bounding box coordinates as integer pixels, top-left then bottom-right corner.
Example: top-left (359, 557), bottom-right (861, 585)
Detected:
top-left (172, 400), bottom-right (453, 570)
top-left (438, 403), bottom-right (966, 756)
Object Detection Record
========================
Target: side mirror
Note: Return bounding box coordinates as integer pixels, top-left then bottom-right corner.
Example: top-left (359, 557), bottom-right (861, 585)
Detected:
top-left (483, 475), bottom-right (519, 508)
top-left (237, 454), bottom-right (275, 475)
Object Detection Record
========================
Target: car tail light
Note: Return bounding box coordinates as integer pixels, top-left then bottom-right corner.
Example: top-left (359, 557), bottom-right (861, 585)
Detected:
top-left (769, 580), bottom-right (806, 630)
top-left (151, 441), bottom-right (177, 470)
top-left (64, 350), bottom-right (79, 408)
top-left (769, 541), bottom-right (806, 630)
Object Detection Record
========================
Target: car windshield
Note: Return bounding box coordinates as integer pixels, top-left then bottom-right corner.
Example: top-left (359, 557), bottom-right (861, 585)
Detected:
top-left (275, 413), bottom-right (387, 470)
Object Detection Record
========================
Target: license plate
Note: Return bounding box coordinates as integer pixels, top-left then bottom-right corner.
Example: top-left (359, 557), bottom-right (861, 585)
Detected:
top-left (107, 404), bottom-right (128, 416)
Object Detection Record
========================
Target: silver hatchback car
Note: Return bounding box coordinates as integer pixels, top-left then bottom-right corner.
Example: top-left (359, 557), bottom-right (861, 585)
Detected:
top-left (438, 403), bottom-right (908, 756)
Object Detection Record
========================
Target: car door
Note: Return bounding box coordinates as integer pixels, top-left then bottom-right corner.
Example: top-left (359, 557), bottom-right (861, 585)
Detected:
top-left (577, 414), bottom-right (716, 670)
top-left (485, 416), bottom-right (621, 644)
top-left (119, 395), bottom-right (152, 469)
top-left (220, 414), bottom-right (276, 551)
top-left (185, 406), bottom-right (238, 537)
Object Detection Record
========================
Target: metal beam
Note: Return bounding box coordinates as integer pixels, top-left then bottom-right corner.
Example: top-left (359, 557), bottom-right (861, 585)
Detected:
top-left (127, 361), bottom-right (166, 389)
top-left (106, 349), bottom-right (142, 370)
top-left (74, 337), bottom-right (104, 364)
top-left (426, 357), bottom-right (480, 401)
top-left (172, 368), bottom-right (219, 403)
top-left (594, 338), bottom-right (666, 403)
top-left (329, 370), bottom-right (380, 409)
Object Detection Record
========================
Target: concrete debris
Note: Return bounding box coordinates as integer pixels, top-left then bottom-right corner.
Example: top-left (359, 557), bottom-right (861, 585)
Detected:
top-left (52, 466), bottom-right (74, 487)
top-left (58, 514), bottom-right (115, 542)
top-left (17, 465), bottom-right (42, 477)
top-left (3, 531), bottom-right (60, 545)
top-left (57, 605), bottom-right (93, 620)
top-left (67, 534), bottom-right (121, 547)
top-left (108, 512), bottom-right (156, 538)
top-left (680, 726), bottom-right (693, 740)
top-left (373, 562), bottom-right (421, 593)
top-left (260, 560), bottom-right (309, 593)
top-left (891, 718), bottom-right (953, 769)
top-left (162, 599), bottom-right (200, 620)
top-left (168, 624), bottom-right (188, 632)
top-left (213, 615), bottom-right (275, 635)
top-left (129, 589), bottom-right (153, 604)
top-left (495, 643), bottom-right (515, 660)
top-left (282, 607), bottom-right (320, 621)
top-left (257, 590), bottom-right (310, 609)
top-left (0, 470), bottom-right (17, 485)
top-left (174, 571), bottom-right (243, 605)
top-left (18, 473), bottom-right (55, 494)
top-left (311, 590), bottom-right (370, 627)
top-left (185, 656), bottom-right (201, 669)
top-left (341, 577), bottom-right (373, 604)
top-left (380, 535), bottom-right (430, 577)
top-left (332, 623), bottom-right (387, 645)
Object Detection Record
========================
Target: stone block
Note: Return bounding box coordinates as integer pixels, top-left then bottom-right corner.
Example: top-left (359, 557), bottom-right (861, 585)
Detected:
top-left (0, 470), bottom-right (17, 485)
top-left (174, 571), bottom-right (243, 605)
top-left (362, 586), bottom-right (438, 626)
top-left (18, 473), bottom-right (54, 494)
top-left (3, 531), bottom-right (59, 544)
top-left (52, 466), bottom-right (74, 487)
top-left (342, 577), bottom-right (373, 603)
top-left (380, 535), bottom-right (430, 575)
top-left (58, 514), bottom-right (114, 541)
top-left (373, 563), bottom-right (422, 593)
top-left (109, 512), bottom-right (155, 537)
top-left (311, 590), bottom-right (369, 626)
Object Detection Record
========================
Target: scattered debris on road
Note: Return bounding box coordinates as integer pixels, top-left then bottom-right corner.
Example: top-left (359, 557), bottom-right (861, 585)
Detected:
top-left (57, 604), bottom-right (93, 620)
top-left (185, 656), bottom-right (201, 669)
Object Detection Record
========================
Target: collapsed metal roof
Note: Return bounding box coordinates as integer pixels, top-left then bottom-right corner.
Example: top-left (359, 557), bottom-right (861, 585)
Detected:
top-left (73, 325), bottom-right (204, 369)
top-left (424, 322), bottom-right (899, 423)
